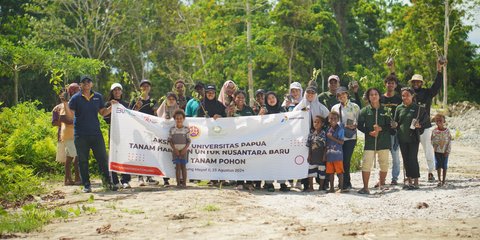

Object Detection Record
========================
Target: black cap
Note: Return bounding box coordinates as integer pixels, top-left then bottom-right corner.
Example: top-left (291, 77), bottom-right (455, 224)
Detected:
top-left (336, 86), bottom-right (348, 95)
top-left (205, 84), bottom-right (216, 92)
top-left (139, 79), bottom-right (152, 87)
top-left (194, 82), bottom-right (205, 90)
top-left (305, 86), bottom-right (317, 93)
top-left (80, 75), bottom-right (93, 83)
top-left (255, 89), bottom-right (266, 96)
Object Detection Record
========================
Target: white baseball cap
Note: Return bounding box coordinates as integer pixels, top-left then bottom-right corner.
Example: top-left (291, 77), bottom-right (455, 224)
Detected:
top-left (110, 83), bottom-right (123, 91)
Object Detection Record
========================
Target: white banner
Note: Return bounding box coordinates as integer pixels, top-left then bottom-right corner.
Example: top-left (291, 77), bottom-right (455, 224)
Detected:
top-left (109, 104), bottom-right (310, 180)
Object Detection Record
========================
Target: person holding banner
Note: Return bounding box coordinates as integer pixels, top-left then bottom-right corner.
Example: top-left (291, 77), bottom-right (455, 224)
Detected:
top-left (62, 76), bottom-right (117, 193)
top-left (168, 109), bottom-right (191, 188)
top-left (104, 83), bottom-right (132, 189)
top-left (227, 90), bottom-right (255, 190)
top-left (259, 91), bottom-right (289, 192)
top-left (131, 79), bottom-right (161, 186)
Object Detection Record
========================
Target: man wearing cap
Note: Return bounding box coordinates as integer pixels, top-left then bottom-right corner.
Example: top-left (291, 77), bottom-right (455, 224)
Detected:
top-left (104, 83), bottom-right (132, 189)
top-left (62, 76), bottom-right (118, 193)
top-left (408, 59), bottom-right (444, 182)
top-left (185, 82), bottom-right (205, 117)
top-left (53, 83), bottom-right (81, 186)
top-left (318, 75), bottom-right (362, 111)
top-left (130, 79), bottom-right (160, 186)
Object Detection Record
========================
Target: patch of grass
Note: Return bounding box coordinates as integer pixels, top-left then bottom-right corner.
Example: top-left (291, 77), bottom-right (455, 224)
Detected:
top-left (196, 180), bottom-right (210, 186)
top-left (121, 209), bottom-right (144, 214)
top-left (455, 129), bottom-right (461, 140)
top-left (0, 204), bottom-right (97, 234)
top-left (202, 204), bottom-right (220, 212)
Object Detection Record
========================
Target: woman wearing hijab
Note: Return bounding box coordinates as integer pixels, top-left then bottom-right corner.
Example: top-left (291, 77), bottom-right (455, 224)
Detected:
top-left (156, 92), bottom-right (179, 119)
top-left (218, 80), bottom-right (238, 107)
top-left (198, 84), bottom-right (226, 119)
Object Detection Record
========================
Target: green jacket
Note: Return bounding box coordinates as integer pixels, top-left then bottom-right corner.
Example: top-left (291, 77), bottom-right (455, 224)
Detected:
top-left (357, 105), bottom-right (392, 150)
top-left (394, 103), bottom-right (428, 143)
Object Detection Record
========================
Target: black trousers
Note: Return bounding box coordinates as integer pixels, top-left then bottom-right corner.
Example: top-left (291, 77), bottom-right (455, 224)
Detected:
top-left (399, 141), bottom-right (420, 178)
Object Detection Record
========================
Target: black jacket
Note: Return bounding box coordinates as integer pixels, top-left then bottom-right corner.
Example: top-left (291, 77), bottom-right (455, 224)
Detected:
top-left (413, 72), bottom-right (442, 128)
top-left (197, 98), bottom-right (226, 118)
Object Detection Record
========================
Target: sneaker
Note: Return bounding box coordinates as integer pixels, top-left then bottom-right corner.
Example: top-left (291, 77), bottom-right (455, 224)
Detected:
top-left (164, 180), bottom-right (170, 186)
top-left (122, 183), bottom-right (131, 189)
top-left (147, 177), bottom-right (159, 185)
top-left (428, 173), bottom-right (435, 182)
top-left (82, 186), bottom-right (92, 193)
top-left (236, 185), bottom-right (244, 190)
top-left (115, 183), bottom-right (122, 189)
top-left (295, 181), bottom-right (302, 189)
top-left (390, 180), bottom-right (398, 185)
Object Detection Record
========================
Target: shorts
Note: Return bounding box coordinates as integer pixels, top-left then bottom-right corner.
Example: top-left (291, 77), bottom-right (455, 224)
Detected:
top-left (361, 149), bottom-right (389, 172)
top-left (308, 164), bottom-right (319, 178)
top-left (326, 161), bottom-right (344, 174)
top-left (173, 158), bottom-right (188, 165)
top-left (55, 142), bottom-right (66, 163)
top-left (434, 152), bottom-right (448, 170)
top-left (64, 139), bottom-right (77, 157)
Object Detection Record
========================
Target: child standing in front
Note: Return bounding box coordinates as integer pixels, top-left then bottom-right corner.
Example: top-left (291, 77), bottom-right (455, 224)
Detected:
top-left (306, 115), bottom-right (327, 192)
top-left (431, 113), bottom-right (452, 186)
top-left (168, 109), bottom-right (191, 188)
top-left (326, 111), bottom-right (345, 193)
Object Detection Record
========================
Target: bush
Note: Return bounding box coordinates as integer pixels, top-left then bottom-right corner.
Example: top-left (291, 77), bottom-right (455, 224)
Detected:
top-left (350, 139), bottom-right (364, 172)
top-left (0, 101), bottom-right (60, 174)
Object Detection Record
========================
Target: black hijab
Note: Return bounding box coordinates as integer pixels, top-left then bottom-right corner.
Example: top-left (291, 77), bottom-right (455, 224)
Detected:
top-left (265, 91), bottom-right (284, 114)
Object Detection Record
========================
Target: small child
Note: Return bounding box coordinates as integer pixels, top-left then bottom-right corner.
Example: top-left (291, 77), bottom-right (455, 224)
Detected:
top-left (326, 111), bottom-right (345, 193)
top-left (168, 109), bottom-right (191, 188)
top-left (431, 113), bottom-right (452, 186)
top-left (306, 115), bottom-right (327, 192)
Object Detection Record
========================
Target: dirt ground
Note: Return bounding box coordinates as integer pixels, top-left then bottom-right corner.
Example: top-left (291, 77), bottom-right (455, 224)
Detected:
top-left (18, 139), bottom-right (480, 240)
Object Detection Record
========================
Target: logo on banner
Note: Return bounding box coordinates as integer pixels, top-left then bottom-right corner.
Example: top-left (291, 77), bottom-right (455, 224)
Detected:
top-left (189, 125), bottom-right (200, 138)
top-left (281, 115), bottom-right (289, 123)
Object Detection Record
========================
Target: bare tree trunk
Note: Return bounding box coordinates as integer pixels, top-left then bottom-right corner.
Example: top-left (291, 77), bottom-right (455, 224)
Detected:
top-left (14, 68), bottom-right (19, 105)
top-left (443, 0), bottom-right (450, 108)
top-left (288, 38), bottom-right (296, 87)
top-left (246, 0), bottom-right (254, 106)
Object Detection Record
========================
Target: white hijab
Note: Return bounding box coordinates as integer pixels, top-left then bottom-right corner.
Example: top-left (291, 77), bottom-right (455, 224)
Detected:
top-left (293, 91), bottom-right (329, 119)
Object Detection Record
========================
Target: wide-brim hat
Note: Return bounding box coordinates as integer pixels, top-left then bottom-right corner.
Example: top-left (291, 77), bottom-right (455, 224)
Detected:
top-left (408, 74), bottom-right (424, 84)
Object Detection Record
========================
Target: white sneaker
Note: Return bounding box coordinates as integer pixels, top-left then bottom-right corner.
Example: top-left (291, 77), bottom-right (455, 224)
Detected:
top-left (115, 183), bottom-right (123, 189)
top-left (122, 183), bottom-right (131, 189)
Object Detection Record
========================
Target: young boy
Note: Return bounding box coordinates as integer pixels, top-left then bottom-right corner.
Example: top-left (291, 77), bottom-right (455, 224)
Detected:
top-left (326, 111), bottom-right (345, 193)
top-left (306, 115), bottom-right (327, 192)
top-left (431, 113), bottom-right (452, 186)
top-left (168, 109), bottom-right (191, 188)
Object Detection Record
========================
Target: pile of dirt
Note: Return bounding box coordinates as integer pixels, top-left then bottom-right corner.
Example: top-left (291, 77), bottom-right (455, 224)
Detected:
top-left (444, 101), bottom-right (480, 146)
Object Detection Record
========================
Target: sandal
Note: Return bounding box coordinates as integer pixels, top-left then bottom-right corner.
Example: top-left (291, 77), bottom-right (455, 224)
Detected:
top-left (357, 188), bottom-right (370, 194)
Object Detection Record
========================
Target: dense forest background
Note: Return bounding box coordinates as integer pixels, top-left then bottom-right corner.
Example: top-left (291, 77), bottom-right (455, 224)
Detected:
top-left (1, 0), bottom-right (479, 110)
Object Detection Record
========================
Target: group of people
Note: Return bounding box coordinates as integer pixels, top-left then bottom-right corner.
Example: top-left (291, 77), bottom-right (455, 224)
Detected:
top-left (52, 59), bottom-right (452, 194)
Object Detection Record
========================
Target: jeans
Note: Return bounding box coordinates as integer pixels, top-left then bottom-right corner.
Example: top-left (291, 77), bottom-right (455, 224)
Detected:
top-left (420, 127), bottom-right (435, 173)
top-left (390, 134), bottom-right (401, 181)
top-left (342, 139), bottom-right (357, 188)
top-left (74, 135), bottom-right (111, 188)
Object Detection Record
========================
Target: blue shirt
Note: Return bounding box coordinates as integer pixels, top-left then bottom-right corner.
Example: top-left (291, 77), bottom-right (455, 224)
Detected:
top-left (326, 125), bottom-right (344, 162)
top-left (69, 91), bottom-right (105, 136)
top-left (185, 98), bottom-right (200, 117)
